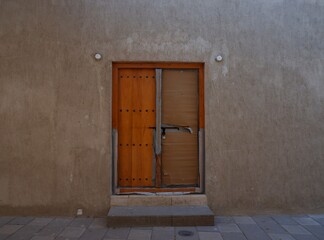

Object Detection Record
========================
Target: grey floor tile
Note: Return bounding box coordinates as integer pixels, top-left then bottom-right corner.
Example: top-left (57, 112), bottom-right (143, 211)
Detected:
top-left (254, 217), bottom-right (286, 234)
top-left (293, 217), bottom-right (320, 226)
top-left (303, 225), bottom-right (324, 240)
top-left (79, 228), bottom-right (107, 240)
top-left (198, 231), bottom-right (223, 240)
top-left (30, 236), bottom-right (54, 240)
top-left (238, 224), bottom-right (272, 240)
top-left (196, 226), bottom-right (218, 232)
top-left (6, 225), bottom-right (43, 240)
top-left (0, 217), bottom-right (14, 227)
top-left (308, 214), bottom-right (324, 219)
top-left (34, 225), bottom-right (64, 238)
top-left (132, 227), bottom-right (152, 230)
top-left (128, 229), bottom-right (152, 240)
top-left (234, 216), bottom-right (256, 224)
top-left (9, 217), bottom-right (34, 225)
top-left (313, 218), bottom-right (324, 225)
top-left (293, 235), bottom-right (319, 240)
top-left (282, 225), bottom-right (311, 235)
top-left (151, 227), bottom-right (174, 240)
top-left (268, 233), bottom-right (296, 240)
top-left (47, 217), bottom-right (73, 227)
top-left (28, 218), bottom-right (54, 226)
top-left (89, 218), bottom-right (107, 229)
top-left (176, 227), bottom-right (198, 240)
top-left (0, 224), bottom-right (23, 235)
top-left (58, 226), bottom-right (85, 238)
top-left (215, 217), bottom-right (234, 224)
top-left (221, 232), bottom-right (247, 240)
top-left (0, 234), bottom-right (9, 240)
top-left (217, 223), bottom-right (241, 233)
top-left (105, 227), bottom-right (130, 239)
top-left (272, 216), bottom-right (297, 225)
top-left (69, 217), bottom-right (94, 228)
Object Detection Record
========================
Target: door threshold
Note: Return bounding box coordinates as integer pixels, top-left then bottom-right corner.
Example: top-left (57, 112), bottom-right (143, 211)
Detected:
top-left (116, 187), bottom-right (200, 194)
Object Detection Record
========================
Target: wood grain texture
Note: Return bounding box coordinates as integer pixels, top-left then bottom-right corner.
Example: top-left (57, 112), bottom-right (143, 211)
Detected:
top-left (117, 68), bottom-right (155, 187)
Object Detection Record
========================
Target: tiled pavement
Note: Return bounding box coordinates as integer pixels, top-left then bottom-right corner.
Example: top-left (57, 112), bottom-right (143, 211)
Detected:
top-left (0, 214), bottom-right (324, 240)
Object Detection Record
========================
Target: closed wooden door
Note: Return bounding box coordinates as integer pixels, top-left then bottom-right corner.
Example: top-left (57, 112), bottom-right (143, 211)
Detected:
top-left (117, 68), bottom-right (156, 187)
top-left (113, 63), bottom-right (203, 191)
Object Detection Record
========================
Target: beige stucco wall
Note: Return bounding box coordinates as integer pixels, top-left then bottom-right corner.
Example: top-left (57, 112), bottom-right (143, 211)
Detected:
top-left (0, 0), bottom-right (323, 216)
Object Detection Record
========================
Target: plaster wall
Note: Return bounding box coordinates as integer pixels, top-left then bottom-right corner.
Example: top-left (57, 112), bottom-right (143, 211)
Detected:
top-left (0, 0), bottom-right (323, 216)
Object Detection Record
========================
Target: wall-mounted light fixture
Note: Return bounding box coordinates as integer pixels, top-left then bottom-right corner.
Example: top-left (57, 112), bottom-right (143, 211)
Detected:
top-left (94, 53), bottom-right (102, 61)
top-left (215, 55), bottom-right (223, 62)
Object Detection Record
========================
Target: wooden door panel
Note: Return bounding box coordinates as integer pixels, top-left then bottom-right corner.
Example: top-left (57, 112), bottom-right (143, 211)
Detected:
top-left (161, 70), bottom-right (199, 186)
top-left (118, 68), bottom-right (155, 187)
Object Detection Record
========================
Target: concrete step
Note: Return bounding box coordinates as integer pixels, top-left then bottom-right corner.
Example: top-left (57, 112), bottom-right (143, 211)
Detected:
top-left (107, 205), bottom-right (214, 227)
top-left (110, 194), bottom-right (208, 207)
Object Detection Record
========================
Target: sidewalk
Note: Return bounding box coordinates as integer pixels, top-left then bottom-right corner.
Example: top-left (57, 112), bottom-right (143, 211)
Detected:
top-left (0, 214), bottom-right (324, 240)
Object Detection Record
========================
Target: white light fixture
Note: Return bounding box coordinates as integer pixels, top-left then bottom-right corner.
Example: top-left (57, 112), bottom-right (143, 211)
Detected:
top-left (215, 55), bottom-right (223, 62)
top-left (94, 53), bottom-right (102, 60)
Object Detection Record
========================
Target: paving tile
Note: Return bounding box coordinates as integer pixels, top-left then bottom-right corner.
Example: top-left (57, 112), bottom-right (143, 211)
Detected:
top-left (9, 217), bottom-right (34, 225)
top-left (0, 234), bottom-right (9, 240)
top-left (196, 225), bottom-right (218, 232)
top-left (34, 226), bottom-right (64, 238)
top-left (0, 224), bottom-right (23, 235)
top-left (58, 226), bottom-right (85, 238)
top-left (303, 225), bottom-right (324, 240)
top-left (221, 232), bottom-right (247, 240)
top-left (238, 224), bottom-right (272, 240)
top-left (89, 218), bottom-right (107, 229)
top-left (293, 217), bottom-right (320, 226)
top-left (293, 235), bottom-right (319, 240)
top-left (6, 225), bottom-right (43, 240)
top-left (176, 227), bottom-right (198, 240)
top-left (30, 236), bottom-right (55, 240)
top-left (47, 217), bottom-right (73, 227)
top-left (128, 229), bottom-right (152, 240)
top-left (105, 227), bottom-right (130, 239)
top-left (132, 227), bottom-right (153, 230)
top-left (103, 239), bottom-right (125, 240)
top-left (28, 218), bottom-right (54, 226)
top-left (0, 217), bottom-right (14, 227)
top-left (272, 216), bottom-right (297, 225)
top-left (69, 217), bottom-right (94, 228)
top-left (313, 218), bottom-right (324, 225)
top-left (151, 227), bottom-right (174, 240)
top-left (234, 216), bottom-right (256, 224)
top-left (282, 225), bottom-right (311, 235)
top-left (309, 214), bottom-right (324, 218)
top-left (79, 228), bottom-right (107, 240)
top-left (268, 233), bottom-right (296, 240)
top-left (217, 223), bottom-right (241, 233)
top-left (253, 216), bottom-right (286, 234)
top-left (215, 217), bottom-right (234, 224)
top-left (198, 231), bottom-right (223, 240)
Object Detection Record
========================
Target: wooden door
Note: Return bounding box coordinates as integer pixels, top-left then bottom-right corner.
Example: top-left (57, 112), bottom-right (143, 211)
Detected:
top-left (117, 68), bottom-right (156, 187)
top-left (161, 70), bottom-right (199, 186)
top-left (113, 63), bottom-right (203, 192)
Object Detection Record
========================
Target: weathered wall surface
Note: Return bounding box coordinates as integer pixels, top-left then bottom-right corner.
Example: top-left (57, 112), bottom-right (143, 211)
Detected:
top-left (0, 0), bottom-right (323, 216)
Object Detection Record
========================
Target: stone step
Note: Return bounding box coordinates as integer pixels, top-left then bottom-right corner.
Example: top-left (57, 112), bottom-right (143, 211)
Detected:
top-left (110, 194), bottom-right (208, 207)
top-left (107, 205), bottom-right (214, 227)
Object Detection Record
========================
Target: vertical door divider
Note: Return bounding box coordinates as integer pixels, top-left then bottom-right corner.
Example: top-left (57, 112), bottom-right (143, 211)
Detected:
top-left (154, 69), bottom-right (162, 187)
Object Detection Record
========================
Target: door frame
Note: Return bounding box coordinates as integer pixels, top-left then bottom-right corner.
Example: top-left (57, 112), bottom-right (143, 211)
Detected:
top-left (112, 62), bottom-right (205, 194)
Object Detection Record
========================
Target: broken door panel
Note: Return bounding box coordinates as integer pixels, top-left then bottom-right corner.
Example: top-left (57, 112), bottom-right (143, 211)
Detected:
top-left (161, 70), bottom-right (199, 186)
